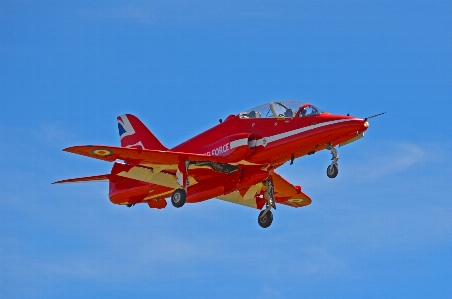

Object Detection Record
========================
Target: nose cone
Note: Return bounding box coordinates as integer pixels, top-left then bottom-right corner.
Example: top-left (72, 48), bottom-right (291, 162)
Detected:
top-left (362, 120), bottom-right (370, 131)
top-left (344, 116), bottom-right (369, 133)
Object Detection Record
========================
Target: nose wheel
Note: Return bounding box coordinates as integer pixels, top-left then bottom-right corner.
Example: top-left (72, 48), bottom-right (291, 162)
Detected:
top-left (326, 143), bottom-right (339, 178)
top-left (327, 164), bottom-right (338, 178)
top-left (258, 179), bottom-right (276, 228)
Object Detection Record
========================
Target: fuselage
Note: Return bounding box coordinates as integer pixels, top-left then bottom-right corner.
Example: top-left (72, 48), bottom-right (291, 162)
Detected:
top-left (172, 113), bottom-right (368, 166)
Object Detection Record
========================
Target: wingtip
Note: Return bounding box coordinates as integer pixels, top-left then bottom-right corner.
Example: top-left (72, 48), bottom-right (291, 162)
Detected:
top-left (63, 145), bottom-right (83, 151)
top-left (52, 178), bottom-right (68, 184)
top-left (63, 145), bottom-right (95, 154)
top-left (62, 146), bottom-right (77, 153)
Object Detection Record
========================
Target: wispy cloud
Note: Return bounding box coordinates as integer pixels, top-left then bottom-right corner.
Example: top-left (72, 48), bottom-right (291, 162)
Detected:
top-left (0, 201), bottom-right (349, 284)
top-left (79, 1), bottom-right (279, 26)
top-left (33, 123), bottom-right (74, 145)
top-left (296, 247), bottom-right (347, 276)
top-left (279, 141), bottom-right (433, 191)
top-left (342, 142), bottom-right (425, 181)
top-left (324, 206), bottom-right (452, 252)
top-left (0, 123), bottom-right (74, 152)
top-left (80, 5), bottom-right (154, 24)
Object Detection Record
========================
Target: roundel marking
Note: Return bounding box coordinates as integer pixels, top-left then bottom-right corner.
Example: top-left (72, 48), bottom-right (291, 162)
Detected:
top-left (91, 149), bottom-right (113, 156)
top-left (288, 198), bottom-right (304, 205)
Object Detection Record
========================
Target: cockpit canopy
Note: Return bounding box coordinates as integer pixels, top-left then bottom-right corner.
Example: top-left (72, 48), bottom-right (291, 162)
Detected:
top-left (239, 101), bottom-right (324, 119)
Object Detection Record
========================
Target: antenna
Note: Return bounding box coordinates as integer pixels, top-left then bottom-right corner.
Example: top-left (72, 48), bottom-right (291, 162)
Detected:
top-left (364, 112), bottom-right (386, 122)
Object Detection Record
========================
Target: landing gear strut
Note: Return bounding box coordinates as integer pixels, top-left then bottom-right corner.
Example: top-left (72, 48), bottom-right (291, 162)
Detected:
top-left (172, 160), bottom-right (189, 208)
top-left (326, 143), bottom-right (339, 178)
top-left (258, 179), bottom-right (276, 228)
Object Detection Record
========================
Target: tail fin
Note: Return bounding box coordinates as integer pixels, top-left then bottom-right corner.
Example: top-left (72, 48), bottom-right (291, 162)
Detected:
top-left (117, 114), bottom-right (167, 151)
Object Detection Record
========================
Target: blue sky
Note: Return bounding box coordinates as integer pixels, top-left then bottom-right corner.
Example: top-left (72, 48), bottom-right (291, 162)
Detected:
top-left (1, 1), bottom-right (451, 298)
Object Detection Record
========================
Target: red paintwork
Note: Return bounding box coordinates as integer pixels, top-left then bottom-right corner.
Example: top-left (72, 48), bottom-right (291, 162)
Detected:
top-left (55, 101), bottom-right (369, 211)
top-left (173, 113), bottom-right (365, 165)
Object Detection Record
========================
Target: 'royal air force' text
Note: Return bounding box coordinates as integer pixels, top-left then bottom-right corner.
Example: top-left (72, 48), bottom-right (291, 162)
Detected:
top-left (204, 143), bottom-right (229, 156)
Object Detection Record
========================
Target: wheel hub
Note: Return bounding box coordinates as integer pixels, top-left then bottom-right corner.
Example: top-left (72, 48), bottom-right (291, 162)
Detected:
top-left (173, 193), bottom-right (180, 203)
top-left (328, 166), bottom-right (334, 175)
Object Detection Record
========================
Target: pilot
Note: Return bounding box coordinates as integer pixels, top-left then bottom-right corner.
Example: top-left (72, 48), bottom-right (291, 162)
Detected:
top-left (311, 107), bottom-right (319, 115)
top-left (248, 110), bottom-right (261, 118)
top-left (284, 109), bottom-right (295, 117)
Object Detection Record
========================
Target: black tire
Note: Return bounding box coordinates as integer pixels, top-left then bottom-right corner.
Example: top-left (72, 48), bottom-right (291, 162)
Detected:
top-left (171, 189), bottom-right (186, 208)
top-left (258, 210), bottom-right (273, 228)
top-left (327, 164), bottom-right (338, 178)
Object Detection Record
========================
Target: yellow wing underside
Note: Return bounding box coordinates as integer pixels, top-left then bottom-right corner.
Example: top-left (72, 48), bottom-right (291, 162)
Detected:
top-left (217, 171), bottom-right (311, 209)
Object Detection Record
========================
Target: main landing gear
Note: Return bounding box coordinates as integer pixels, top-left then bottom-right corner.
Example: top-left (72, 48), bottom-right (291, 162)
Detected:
top-left (258, 179), bottom-right (276, 228)
top-left (171, 160), bottom-right (189, 208)
top-left (326, 143), bottom-right (339, 178)
top-left (171, 189), bottom-right (186, 208)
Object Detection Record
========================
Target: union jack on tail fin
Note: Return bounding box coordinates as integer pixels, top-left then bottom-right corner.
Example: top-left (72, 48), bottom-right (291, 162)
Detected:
top-left (117, 114), bottom-right (167, 151)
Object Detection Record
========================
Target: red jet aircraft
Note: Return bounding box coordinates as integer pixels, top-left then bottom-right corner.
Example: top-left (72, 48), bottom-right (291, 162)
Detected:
top-left (54, 101), bottom-right (376, 228)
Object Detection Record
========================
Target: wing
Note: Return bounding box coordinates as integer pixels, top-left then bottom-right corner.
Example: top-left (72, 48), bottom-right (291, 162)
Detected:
top-left (62, 145), bottom-right (239, 191)
top-left (217, 171), bottom-right (311, 209)
top-left (64, 145), bottom-right (230, 164)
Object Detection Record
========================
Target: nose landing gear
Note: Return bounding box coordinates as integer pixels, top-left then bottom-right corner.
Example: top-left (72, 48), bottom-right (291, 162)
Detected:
top-left (326, 143), bottom-right (339, 178)
top-left (258, 179), bottom-right (276, 228)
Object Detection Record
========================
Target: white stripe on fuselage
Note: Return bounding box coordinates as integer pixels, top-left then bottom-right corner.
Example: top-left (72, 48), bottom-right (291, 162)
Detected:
top-left (254, 118), bottom-right (361, 147)
top-left (229, 138), bottom-right (249, 149)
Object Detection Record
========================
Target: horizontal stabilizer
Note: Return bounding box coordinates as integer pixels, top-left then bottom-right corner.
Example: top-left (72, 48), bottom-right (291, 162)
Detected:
top-left (52, 174), bottom-right (110, 184)
top-left (270, 172), bottom-right (312, 208)
top-left (218, 171), bottom-right (312, 209)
